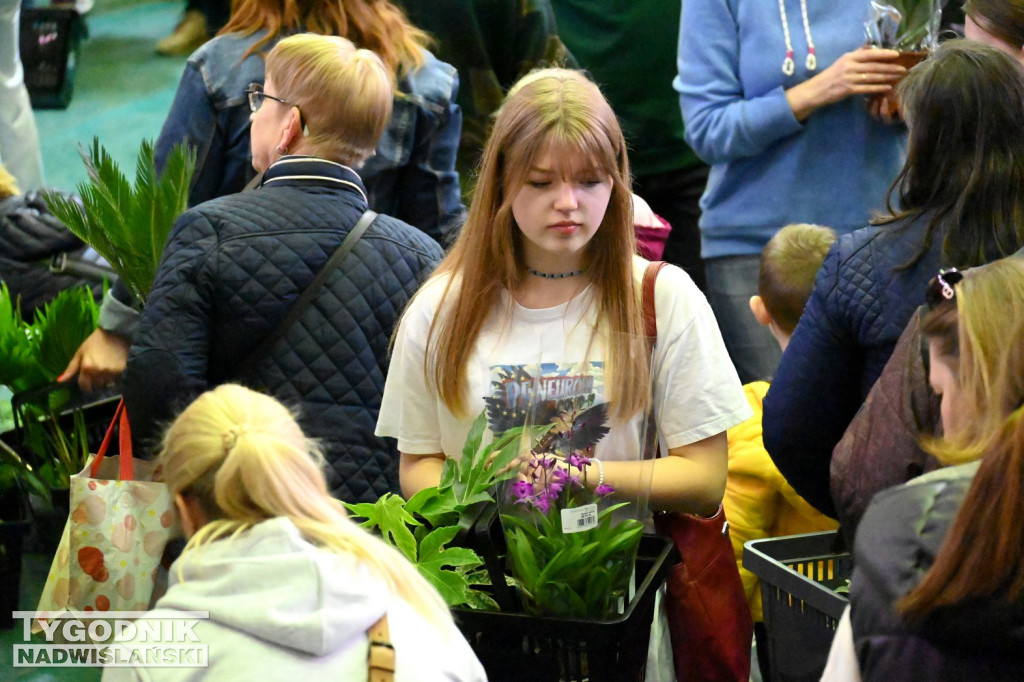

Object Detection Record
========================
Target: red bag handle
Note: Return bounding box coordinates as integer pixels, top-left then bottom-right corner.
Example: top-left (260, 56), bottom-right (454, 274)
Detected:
top-left (90, 399), bottom-right (135, 481)
top-left (642, 261), bottom-right (668, 343)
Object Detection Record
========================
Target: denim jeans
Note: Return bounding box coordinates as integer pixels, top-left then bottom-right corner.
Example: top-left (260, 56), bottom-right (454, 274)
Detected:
top-left (705, 254), bottom-right (781, 384)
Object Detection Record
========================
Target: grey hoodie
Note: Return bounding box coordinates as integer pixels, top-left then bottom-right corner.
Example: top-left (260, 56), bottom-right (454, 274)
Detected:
top-left (101, 517), bottom-right (486, 681)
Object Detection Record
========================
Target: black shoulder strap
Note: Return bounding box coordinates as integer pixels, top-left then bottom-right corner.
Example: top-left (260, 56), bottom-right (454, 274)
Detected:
top-left (236, 209), bottom-right (378, 380)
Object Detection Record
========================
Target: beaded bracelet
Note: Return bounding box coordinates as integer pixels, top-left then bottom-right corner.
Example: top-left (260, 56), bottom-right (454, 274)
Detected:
top-left (593, 458), bottom-right (604, 488)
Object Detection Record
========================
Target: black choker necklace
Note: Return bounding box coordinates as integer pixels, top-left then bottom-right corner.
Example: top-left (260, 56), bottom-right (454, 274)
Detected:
top-left (528, 268), bottom-right (586, 279)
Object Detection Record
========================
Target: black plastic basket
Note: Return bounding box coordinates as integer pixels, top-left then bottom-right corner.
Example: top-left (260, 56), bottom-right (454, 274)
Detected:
top-left (454, 533), bottom-right (674, 682)
top-left (743, 531), bottom-right (852, 682)
top-left (0, 489), bottom-right (31, 630)
top-left (10, 382), bottom-right (122, 470)
top-left (19, 7), bottom-right (88, 109)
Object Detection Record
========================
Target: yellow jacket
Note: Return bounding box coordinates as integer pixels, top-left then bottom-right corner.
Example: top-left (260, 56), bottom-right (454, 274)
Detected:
top-left (724, 381), bottom-right (838, 622)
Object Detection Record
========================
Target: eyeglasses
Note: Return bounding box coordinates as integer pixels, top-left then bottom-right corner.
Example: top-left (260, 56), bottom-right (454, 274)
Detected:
top-left (246, 82), bottom-right (308, 135)
top-left (246, 82), bottom-right (296, 114)
top-left (926, 268), bottom-right (964, 308)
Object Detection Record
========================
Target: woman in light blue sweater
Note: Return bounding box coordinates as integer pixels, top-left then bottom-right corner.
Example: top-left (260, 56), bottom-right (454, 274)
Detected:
top-left (675, 0), bottom-right (907, 382)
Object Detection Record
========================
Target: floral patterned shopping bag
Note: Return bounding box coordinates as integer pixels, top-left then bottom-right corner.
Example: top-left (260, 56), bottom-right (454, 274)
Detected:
top-left (35, 400), bottom-right (174, 623)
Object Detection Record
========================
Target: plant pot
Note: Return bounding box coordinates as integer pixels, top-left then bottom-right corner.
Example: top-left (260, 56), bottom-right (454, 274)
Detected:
top-left (453, 534), bottom-right (674, 682)
top-left (868, 49), bottom-right (929, 121)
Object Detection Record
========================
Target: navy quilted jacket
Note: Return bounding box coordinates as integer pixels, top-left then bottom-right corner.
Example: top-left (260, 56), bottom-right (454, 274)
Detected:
top-left (762, 215), bottom-right (942, 517)
top-left (123, 157), bottom-right (443, 503)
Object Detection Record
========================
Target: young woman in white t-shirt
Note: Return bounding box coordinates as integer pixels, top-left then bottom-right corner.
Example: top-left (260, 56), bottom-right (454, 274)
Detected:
top-left (377, 68), bottom-right (750, 515)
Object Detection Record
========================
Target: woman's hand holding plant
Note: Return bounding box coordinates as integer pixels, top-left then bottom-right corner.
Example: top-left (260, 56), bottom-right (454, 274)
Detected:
top-left (786, 47), bottom-right (906, 121)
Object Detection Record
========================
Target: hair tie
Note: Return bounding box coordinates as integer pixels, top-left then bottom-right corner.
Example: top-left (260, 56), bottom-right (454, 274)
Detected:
top-left (223, 426), bottom-right (244, 453)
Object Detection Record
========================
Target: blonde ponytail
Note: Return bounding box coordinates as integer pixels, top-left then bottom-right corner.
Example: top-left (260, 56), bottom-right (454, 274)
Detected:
top-left (159, 384), bottom-right (450, 626)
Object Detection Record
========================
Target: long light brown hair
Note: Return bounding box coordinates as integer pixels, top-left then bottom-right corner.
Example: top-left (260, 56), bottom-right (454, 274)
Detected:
top-left (159, 384), bottom-right (450, 625)
top-left (898, 255), bottom-right (1024, 621)
top-left (221, 0), bottom-right (430, 76)
top-left (421, 68), bottom-right (647, 421)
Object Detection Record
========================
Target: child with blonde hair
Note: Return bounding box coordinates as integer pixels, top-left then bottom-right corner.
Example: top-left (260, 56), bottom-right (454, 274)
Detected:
top-left (725, 223), bottom-right (840, 679)
top-left (103, 384), bottom-right (485, 681)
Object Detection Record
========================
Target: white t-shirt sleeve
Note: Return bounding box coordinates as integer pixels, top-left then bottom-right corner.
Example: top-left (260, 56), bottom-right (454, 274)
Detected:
top-left (376, 279), bottom-right (446, 455)
top-left (649, 262), bottom-right (751, 449)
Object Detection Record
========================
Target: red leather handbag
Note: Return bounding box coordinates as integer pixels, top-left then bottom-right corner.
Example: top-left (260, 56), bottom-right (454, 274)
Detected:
top-left (643, 261), bottom-right (753, 682)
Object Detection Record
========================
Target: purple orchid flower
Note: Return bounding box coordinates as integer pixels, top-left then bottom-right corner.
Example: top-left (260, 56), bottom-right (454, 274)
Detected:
top-left (568, 453), bottom-right (590, 469)
top-left (511, 479), bottom-right (534, 501)
top-left (594, 483), bottom-right (615, 497)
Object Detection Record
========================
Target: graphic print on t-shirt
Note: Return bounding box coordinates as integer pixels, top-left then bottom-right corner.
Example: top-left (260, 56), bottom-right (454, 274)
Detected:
top-left (483, 362), bottom-right (611, 456)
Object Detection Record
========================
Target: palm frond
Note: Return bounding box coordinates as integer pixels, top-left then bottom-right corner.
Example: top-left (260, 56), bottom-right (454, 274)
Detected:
top-left (34, 286), bottom-right (100, 380)
top-left (42, 137), bottom-right (196, 304)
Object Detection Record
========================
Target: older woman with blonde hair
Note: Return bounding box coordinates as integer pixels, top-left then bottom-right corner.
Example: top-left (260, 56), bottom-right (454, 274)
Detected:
top-left (64, 0), bottom-right (462, 393)
top-left (124, 34), bottom-right (443, 504)
top-left (102, 384), bottom-right (485, 681)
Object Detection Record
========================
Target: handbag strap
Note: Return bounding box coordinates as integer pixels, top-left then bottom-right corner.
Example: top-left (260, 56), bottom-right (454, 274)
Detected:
top-left (367, 614), bottom-right (395, 682)
top-left (91, 398), bottom-right (134, 481)
top-left (642, 260), bottom-right (669, 348)
top-left (236, 209), bottom-right (378, 379)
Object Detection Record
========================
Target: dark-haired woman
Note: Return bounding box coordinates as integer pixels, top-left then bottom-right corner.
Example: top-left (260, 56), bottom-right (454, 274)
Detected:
top-left (763, 40), bottom-right (1024, 518)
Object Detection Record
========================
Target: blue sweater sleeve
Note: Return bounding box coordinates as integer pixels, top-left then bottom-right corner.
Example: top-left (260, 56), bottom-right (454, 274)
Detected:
top-left (762, 244), bottom-right (864, 518)
top-left (675, 0), bottom-right (804, 165)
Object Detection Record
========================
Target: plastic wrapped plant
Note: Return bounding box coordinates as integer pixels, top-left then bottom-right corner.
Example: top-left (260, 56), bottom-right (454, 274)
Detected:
top-left (499, 400), bottom-right (644, 619)
top-left (864, 0), bottom-right (945, 52)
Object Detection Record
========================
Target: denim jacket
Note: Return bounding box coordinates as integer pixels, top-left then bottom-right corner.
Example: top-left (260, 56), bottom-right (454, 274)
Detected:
top-left (154, 30), bottom-right (464, 244)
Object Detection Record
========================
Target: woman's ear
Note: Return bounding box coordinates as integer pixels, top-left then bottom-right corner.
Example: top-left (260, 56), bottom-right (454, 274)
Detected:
top-left (276, 106), bottom-right (305, 154)
top-left (174, 493), bottom-right (207, 538)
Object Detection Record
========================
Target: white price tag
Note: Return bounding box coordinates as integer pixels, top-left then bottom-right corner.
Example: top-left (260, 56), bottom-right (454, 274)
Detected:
top-left (560, 503), bottom-right (598, 534)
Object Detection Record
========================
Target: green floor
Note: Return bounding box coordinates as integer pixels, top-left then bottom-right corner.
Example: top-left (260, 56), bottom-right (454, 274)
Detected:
top-left (34, 0), bottom-right (187, 195)
top-left (3, 4), bottom-right (187, 678)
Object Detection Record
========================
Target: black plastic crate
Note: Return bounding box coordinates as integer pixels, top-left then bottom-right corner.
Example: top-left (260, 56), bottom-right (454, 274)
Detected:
top-left (10, 382), bottom-right (121, 470)
top-left (454, 534), bottom-right (674, 682)
top-left (743, 531), bottom-right (852, 682)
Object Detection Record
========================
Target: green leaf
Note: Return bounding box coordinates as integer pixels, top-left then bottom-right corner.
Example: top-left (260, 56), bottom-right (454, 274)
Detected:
top-left (33, 286), bottom-right (99, 380)
top-left (343, 493), bottom-right (420, 562)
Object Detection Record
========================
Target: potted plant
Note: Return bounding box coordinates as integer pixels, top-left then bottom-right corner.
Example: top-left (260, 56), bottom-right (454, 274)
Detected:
top-left (345, 413), bottom-right (529, 610)
top-left (0, 281), bottom-right (100, 580)
top-left (864, 0), bottom-right (944, 54)
top-left (0, 137), bottom-right (193, 546)
top-left (863, 0), bottom-right (944, 117)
